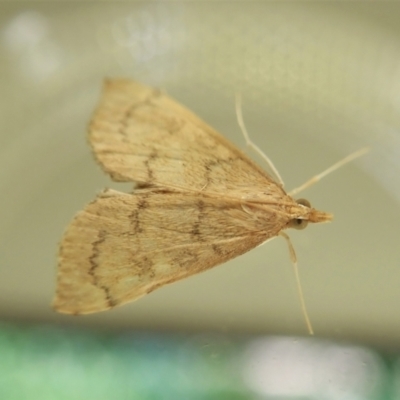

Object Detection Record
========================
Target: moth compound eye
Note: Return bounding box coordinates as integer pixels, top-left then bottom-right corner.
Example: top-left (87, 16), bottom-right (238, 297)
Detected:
top-left (288, 199), bottom-right (310, 229)
top-left (290, 218), bottom-right (309, 230)
top-left (296, 198), bottom-right (311, 208)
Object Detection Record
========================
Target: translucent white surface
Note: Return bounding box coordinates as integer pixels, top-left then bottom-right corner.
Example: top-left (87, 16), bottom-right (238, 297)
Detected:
top-left (0, 3), bottom-right (399, 346)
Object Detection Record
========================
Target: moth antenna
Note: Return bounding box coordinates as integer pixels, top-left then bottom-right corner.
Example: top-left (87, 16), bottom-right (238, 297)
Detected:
top-left (280, 231), bottom-right (314, 335)
top-left (288, 147), bottom-right (370, 196)
top-left (235, 93), bottom-right (284, 187)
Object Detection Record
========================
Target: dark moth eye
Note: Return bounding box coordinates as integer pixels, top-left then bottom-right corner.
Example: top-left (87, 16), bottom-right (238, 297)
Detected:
top-left (290, 218), bottom-right (309, 230)
top-left (296, 198), bottom-right (311, 208)
top-left (288, 198), bottom-right (311, 230)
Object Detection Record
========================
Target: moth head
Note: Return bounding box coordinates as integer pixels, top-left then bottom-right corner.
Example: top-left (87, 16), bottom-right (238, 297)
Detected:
top-left (288, 198), bottom-right (333, 230)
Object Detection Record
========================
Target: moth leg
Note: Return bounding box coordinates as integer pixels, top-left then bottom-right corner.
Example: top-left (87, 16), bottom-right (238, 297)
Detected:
top-left (280, 231), bottom-right (314, 335)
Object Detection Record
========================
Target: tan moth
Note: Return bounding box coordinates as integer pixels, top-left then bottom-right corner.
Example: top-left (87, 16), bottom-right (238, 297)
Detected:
top-left (53, 78), bottom-right (367, 334)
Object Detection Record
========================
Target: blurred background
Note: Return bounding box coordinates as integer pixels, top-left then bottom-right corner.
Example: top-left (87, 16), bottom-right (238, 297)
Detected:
top-left (1, 2), bottom-right (400, 399)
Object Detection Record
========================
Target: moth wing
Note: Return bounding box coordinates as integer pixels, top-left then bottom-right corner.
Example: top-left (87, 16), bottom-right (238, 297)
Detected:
top-left (89, 79), bottom-right (280, 194)
top-left (53, 189), bottom-right (275, 314)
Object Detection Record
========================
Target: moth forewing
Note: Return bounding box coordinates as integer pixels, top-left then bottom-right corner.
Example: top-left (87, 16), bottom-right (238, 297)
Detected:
top-left (54, 189), bottom-right (304, 315)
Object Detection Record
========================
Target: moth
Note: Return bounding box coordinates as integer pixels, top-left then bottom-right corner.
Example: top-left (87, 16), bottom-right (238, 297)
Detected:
top-left (53, 78), bottom-right (366, 333)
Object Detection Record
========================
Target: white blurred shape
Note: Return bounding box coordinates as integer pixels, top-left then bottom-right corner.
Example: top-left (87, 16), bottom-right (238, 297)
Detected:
top-left (2, 11), bottom-right (64, 81)
top-left (243, 337), bottom-right (318, 397)
top-left (109, 8), bottom-right (182, 71)
top-left (319, 344), bottom-right (385, 400)
top-left (2, 11), bottom-right (48, 50)
top-left (242, 337), bottom-right (384, 399)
